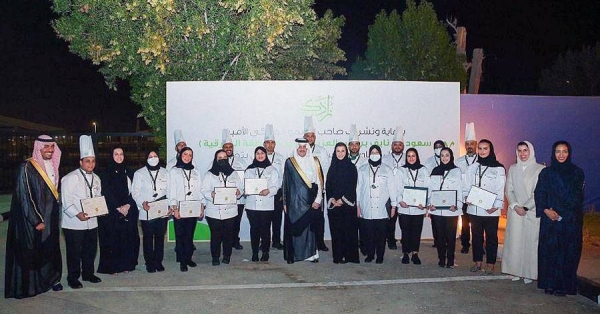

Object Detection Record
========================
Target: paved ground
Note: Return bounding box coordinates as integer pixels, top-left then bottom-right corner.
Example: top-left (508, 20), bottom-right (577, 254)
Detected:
top-left (1, 218), bottom-right (599, 314)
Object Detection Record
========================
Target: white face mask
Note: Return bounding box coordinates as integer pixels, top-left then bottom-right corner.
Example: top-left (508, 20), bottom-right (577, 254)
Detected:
top-left (369, 154), bottom-right (381, 162)
top-left (434, 148), bottom-right (442, 156)
top-left (147, 157), bottom-right (159, 167)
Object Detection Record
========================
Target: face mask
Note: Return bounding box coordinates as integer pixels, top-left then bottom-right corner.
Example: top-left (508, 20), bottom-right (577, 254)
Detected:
top-left (217, 159), bottom-right (229, 167)
top-left (369, 154), bottom-right (381, 162)
top-left (147, 157), bottom-right (159, 167)
top-left (434, 148), bottom-right (442, 156)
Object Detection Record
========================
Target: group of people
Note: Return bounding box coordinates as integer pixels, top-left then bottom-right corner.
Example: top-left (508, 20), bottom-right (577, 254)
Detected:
top-left (4, 118), bottom-right (585, 300)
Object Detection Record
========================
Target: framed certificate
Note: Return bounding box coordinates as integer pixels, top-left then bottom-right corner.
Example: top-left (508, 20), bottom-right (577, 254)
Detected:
top-left (430, 190), bottom-right (457, 209)
top-left (403, 186), bottom-right (428, 207)
top-left (80, 196), bottom-right (109, 218)
top-left (145, 199), bottom-right (169, 220)
top-left (245, 178), bottom-right (268, 195)
top-left (179, 200), bottom-right (202, 218)
top-left (213, 187), bottom-right (238, 205)
top-left (466, 186), bottom-right (497, 209)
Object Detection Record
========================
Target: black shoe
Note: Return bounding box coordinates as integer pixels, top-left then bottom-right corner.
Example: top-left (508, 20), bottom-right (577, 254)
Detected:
top-left (180, 263), bottom-right (188, 272)
top-left (375, 258), bottom-right (383, 264)
top-left (260, 252), bottom-right (269, 262)
top-left (234, 243), bottom-right (243, 250)
top-left (187, 260), bottom-right (197, 267)
top-left (146, 266), bottom-right (156, 273)
top-left (272, 242), bottom-right (284, 250)
top-left (156, 264), bottom-right (165, 272)
top-left (252, 253), bottom-right (259, 262)
top-left (212, 257), bottom-right (220, 266)
top-left (318, 244), bottom-right (329, 252)
top-left (222, 256), bottom-right (231, 264)
top-left (310, 258), bottom-right (319, 263)
top-left (287, 260), bottom-right (294, 264)
top-left (544, 288), bottom-right (555, 295)
top-left (52, 283), bottom-right (63, 291)
top-left (411, 253), bottom-right (421, 265)
top-left (82, 275), bottom-right (102, 284)
top-left (401, 253), bottom-right (410, 264)
top-left (554, 290), bottom-right (566, 297)
top-left (365, 256), bottom-right (374, 263)
top-left (460, 247), bottom-right (469, 254)
top-left (68, 280), bottom-right (83, 289)
top-left (438, 260), bottom-right (445, 267)
top-left (388, 243), bottom-right (398, 250)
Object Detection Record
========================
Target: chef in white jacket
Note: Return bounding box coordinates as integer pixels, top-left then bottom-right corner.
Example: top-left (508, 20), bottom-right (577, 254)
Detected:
top-left (222, 129), bottom-right (249, 250)
top-left (455, 122), bottom-right (478, 254)
top-left (263, 124), bottom-right (286, 250)
top-left (381, 125), bottom-right (406, 250)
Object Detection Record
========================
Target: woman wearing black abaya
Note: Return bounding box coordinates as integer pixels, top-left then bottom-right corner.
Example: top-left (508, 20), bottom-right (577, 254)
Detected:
top-left (534, 141), bottom-right (585, 296)
top-left (97, 147), bottom-right (140, 274)
top-left (326, 142), bottom-right (359, 264)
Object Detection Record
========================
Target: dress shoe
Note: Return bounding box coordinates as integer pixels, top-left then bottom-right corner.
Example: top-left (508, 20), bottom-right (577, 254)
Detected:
top-left (146, 266), bottom-right (156, 273)
top-left (460, 247), bottom-right (469, 254)
top-left (318, 244), bottom-right (329, 252)
top-left (287, 260), bottom-right (294, 264)
top-left (68, 280), bottom-right (83, 289)
top-left (156, 264), bottom-right (165, 272)
top-left (260, 252), bottom-right (269, 262)
top-left (187, 260), bottom-right (197, 267)
top-left (411, 253), bottom-right (421, 265)
top-left (365, 256), bottom-right (374, 263)
top-left (180, 263), bottom-right (188, 272)
top-left (401, 253), bottom-right (410, 264)
top-left (234, 243), bottom-right (244, 250)
top-left (222, 256), bottom-right (231, 264)
top-left (554, 290), bottom-right (566, 297)
top-left (52, 283), bottom-right (63, 291)
top-left (347, 259), bottom-right (360, 264)
top-left (252, 253), bottom-right (259, 262)
top-left (82, 275), bottom-right (102, 284)
top-left (388, 243), bottom-right (398, 250)
top-left (340, 260), bottom-right (348, 264)
top-left (272, 242), bottom-right (284, 250)
top-left (544, 288), bottom-right (555, 295)
top-left (438, 260), bottom-right (445, 267)
top-left (212, 257), bottom-right (220, 266)
top-left (375, 258), bottom-right (383, 264)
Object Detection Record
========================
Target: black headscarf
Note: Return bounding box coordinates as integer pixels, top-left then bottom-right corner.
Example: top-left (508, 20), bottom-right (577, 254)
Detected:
top-left (326, 142), bottom-right (358, 201)
top-left (477, 139), bottom-right (504, 168)
top-left (402, 148), bottom-right (424, 170)
top-left (145, 150), bottom-right (160, 171)
top-left (550, 140), bottom-right (577, 175)
top-left (247, 146), bottom-right (272, 169)
top-left (175, 147), bottom-right (195, 170)
top-left (208, 149), bottom-right (234, 176)
top-left (433, 140), bottom-right (446, 152)
top-left (368, 145), bottom-right (382, 167)
top-left (106, 147), bottom-right (131, 179)
top-left (430, 147), bottom-right (457, 175)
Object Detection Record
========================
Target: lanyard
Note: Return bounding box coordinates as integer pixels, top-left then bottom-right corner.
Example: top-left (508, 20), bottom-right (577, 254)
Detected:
top-left (369, 165), bottom-right (379, 184)
top-left (439, 171), bottom-right (450, 190)
top-left (220, 173), bottom-right (229, 187)
top-left (465, 155), bottom-right (477, 166)
top-left (409, 168), bottom-right (419, 187)
top-left (183, 169), bottom-right (192, 190)
top-left (392, 153), bottom-right (403, 168)
top-left (229, 156), bottom-right (235, 167)
top-left (79, 168), bottom-right (94, 198)
top-left (147, 168), bottom-right (159, 192)
top-left (352, 155), bottom-right (361, 165)
top-left (477, 165), bottom-right (489, 187)
top-left (267, 154), bottom-right (274, 163)
top-left (256, 168), bottom-right (265, 178)
top-left (435, 157), bottom-right (440, 167)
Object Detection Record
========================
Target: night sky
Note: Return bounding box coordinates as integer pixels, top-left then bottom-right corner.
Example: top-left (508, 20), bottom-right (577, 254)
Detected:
top-left (1, 0), bottom-right (599, 132)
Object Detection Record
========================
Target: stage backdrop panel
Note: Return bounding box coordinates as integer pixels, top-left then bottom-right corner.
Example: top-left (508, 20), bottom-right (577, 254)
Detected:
top-left (461, 94), bottom-right (600, 211)
top-left (167, 81), bottom-right (460, 240)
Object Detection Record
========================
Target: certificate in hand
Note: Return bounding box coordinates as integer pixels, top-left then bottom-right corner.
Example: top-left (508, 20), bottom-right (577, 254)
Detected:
top-left (402, 186), bottom-right (428, 207)
top-left (430, 190), bottom-right (457, 209)
top-left (245, 178), bottom-right (268, 195)
top-left (145, 199), bottom-right (169, 220)
top-left (179, 200), bottom-right (202, 218)
top-left (466, 186), bottom-right (497, 210)
top-left (80, 196), bottom-right (109, 218)
top-left (213, 187), bottom-right (238, 205)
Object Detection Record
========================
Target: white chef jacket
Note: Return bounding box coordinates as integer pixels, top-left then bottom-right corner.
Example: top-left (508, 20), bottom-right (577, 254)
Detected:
top-left (202, 170), bottom-right (242, 220)
top-left (427, 167), bottom-right (463, 217)
top-left (61, 168), bottom-right (101, 230)
top-left (132, 166), bottom-right (169, 221)
top-left (397, 166), bottom-right (430, 216)
top-left (244, 166), bottom-right (279, 211)
top-left (357, 163), bottom-right (398, 220)
top-left (464, 162), bottom-right (506, 217)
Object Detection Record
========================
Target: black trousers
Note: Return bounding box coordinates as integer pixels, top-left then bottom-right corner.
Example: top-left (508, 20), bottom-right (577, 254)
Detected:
top-left (272, 189), bottom-right (284, 244)
top-left (385, 199), bottom-right (398, 245)
top-left (399, 214), bottom-right (424, 253)
top-left (460, 204), bottom-right (471, 249)
top-left (233, 204), bottom-right (245, 245)
top-left (246, 210), bottom-right (273, 254)
top-left (141, 218), bottom-right (168, 268)
top-left (63, 228), bottom-right (98, 282)
top-left (328, 205), bottom-right (359, 263)
top-left (174, 217), bottom-right (197, 263)
top-left (471, 215), bottom-right (499, 264)
top-left (206, 216), bottom-right (236, 258)
top-left (431, 215), bottom-right (459, 265)
top-left (361, 218), bottom-right (387, 260)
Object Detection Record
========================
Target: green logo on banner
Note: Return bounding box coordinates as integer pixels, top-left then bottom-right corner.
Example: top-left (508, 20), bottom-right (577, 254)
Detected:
top-left (301, 95), bottom-right (333, 121)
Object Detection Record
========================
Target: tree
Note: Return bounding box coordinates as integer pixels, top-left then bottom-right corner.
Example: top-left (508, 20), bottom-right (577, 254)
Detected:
top-left (539, 42), bottom-right (600, 96)
top-left (51, 0), bottom-right (346, 149)
top-left (350, 0), bottom-right (466, 88)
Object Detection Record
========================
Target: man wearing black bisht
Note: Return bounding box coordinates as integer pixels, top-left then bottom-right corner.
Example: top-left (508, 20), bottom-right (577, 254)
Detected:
top-left (5, 135), bottom-right (63, 298)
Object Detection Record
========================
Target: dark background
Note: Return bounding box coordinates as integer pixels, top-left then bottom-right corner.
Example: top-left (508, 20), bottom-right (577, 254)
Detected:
top-left (1, 0), bottom-right (599, 132)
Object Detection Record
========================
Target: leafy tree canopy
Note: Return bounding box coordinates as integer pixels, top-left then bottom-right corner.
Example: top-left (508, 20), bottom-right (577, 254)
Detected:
top-left (539, 42), bottom-right (600, 96)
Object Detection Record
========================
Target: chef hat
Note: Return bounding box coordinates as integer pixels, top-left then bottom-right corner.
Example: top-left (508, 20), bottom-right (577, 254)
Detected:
top-left (393, 125), bottom-right (405, 143)
top-left (79, 135), bottom-right (95, 159)
top-left (349, 124), bottom-right (359, 143)
top-left (174, 129), bottom-right (186, 145)
top-left (303, 116), bottom-right (316, 134)
top-left (264, 124), bottom-right (275, 141)
top-left (465, 122), bottom-right (477, 142)
top-left (221, 129), bottom-right (233, 146)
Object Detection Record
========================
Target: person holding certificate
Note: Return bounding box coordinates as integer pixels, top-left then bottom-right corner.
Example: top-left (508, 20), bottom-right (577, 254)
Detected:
top-left (464, 139), bottom-right (505, 275)
top-left (326, 142), bottom-right (359, 264)
top-left (398, 148), bottom-right (430, 265)
top-left (534, 141), bottom-right (584, 296)
top-left (428, 148), bottom-right (463, 268)
top-left (168, 147), bottom-right (203, 272)
top-left (97, 147), bottom-right (139, 275)
top-left (356, 145), bottom-right (397, 264)
top-left (132, 150), bottom-right (171, 273)
top-left (244, 146), bottom-right (280, 262)
top-left (202, 149), bottom-right (242, 266)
